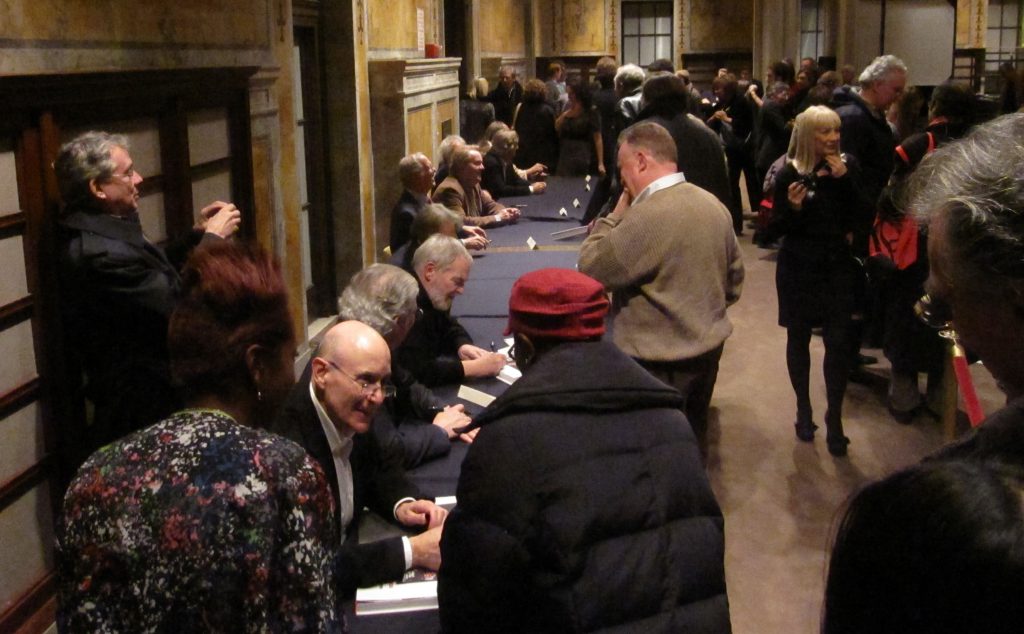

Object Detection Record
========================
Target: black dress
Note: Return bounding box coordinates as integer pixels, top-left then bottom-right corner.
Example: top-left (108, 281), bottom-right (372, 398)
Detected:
top-left (513, 101), bottom-right (558, 172)
top-left (771, 159), bottom-right (864, 328)
top-left (556, 107), bottom-right (600, 177)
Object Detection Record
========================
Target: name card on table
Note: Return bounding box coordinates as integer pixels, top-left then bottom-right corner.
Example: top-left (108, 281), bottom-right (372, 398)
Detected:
top-left (458, 385), bottom-right (496, 407)
top-left (559, 207), bottom-right (568, 216)
top-left (585, 175), bottom-right (592, 183)
top-left (572, 198), bottom-right (581, 208)
top-left (526, 236), bottom-right (538, 250)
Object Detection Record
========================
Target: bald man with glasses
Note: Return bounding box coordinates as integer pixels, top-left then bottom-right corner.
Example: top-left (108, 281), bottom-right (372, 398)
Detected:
top-left (271, 321), bottom-right (447, 598)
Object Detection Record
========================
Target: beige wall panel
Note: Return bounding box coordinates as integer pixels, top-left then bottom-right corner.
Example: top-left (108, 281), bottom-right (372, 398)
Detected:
top-left (188, 109), bottom-right (231, 167)
top-left (3, 1), bottom-right (269, 48)
top-left (138, 192), bottom-right (168, 245)
top-left (0, 402), bottom-right (43, 485)
top-left (0, 139), bottom-right (20, 214)
top-left (437, 98), bottom-right (456, 146)
top-left (407, 106), bottom-right (434, 164)
top-left (480, 1), bottom-right (527, 56)
top-left (689, 0), bottom-right (754, 52)
top-left (190, 171), bottom-right (233, 220)
top-left (0, 235), bottom-right (29, 308)
top-left (558, 0), bottom-right (607, 53)
top-left (0, 483), bottom-right (55, 611)
top-left (0, 320), bottom-right (37, 396)
top-left (368, 0), bottom-right (439, 52)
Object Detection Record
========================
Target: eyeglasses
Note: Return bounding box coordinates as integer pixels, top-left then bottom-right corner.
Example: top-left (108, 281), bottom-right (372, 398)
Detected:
top-left (111, 165), bottom-right (137, 181)
top-left (323, 359), bottom-right (396, 398)
top-left (915, 293), bottom-right (957, 340)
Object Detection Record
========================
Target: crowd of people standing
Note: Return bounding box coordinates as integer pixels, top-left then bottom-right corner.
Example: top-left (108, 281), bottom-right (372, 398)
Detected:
top-left (48, 45), bottom-right (1024, 633)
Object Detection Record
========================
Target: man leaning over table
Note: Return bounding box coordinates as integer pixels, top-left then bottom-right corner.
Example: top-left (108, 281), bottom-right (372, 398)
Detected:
top-left (270, 320), bottom-right (447, 597)
top-left (579, 121), bottom-right (744, 459)
top-left (396, 235), bottom-right (507, 387)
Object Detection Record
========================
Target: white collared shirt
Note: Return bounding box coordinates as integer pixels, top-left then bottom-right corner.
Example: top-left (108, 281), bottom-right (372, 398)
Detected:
top-left (310, 381), bottom-right (355, 538)
top-left (308, 382), bottom-right (414, 568)
top-left (631, 171), bottom-right (687, 207)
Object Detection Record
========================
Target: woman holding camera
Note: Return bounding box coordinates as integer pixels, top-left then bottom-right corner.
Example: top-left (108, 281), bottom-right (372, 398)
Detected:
top-left (770, 105), bottom-right (866, 456)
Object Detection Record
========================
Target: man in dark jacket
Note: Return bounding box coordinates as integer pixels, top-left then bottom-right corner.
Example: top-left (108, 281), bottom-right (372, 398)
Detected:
top-left (638, 73), bottom-right (733, 210)
top-left (832, 54), bottom-right (908, 240)
top-left (54, 130), bottom-right (241, 459)
top-left (338, 263), bottom-right (475, 468)
top-left (270, 320), bottom-right (447, 597)
top-left (389, 152), bottom-right (435, 252)
top-left (396, 234), bottom-right (506, 386)
top-left (486, 66), bottom-right (524, 126)
top-left (439, 268), bottom-right (731, 633)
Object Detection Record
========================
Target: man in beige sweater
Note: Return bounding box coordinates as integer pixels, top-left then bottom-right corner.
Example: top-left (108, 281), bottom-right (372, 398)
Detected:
top-left (579, 121), bottom-right (744, 457)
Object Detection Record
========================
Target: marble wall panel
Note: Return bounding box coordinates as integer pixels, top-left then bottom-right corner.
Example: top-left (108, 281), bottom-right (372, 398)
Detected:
top-left (688, 0), bottom-right (754, 52)
top-left (407, 105), bottom-right (434, 159)
top-left (367, 0), bottom-right (439, 55)
top-left (0, 235), bottom-right (28, 308)
top-left (190, 171), bottom-right (233, 221)
top-left (0, 139), bottom-right (20, 214)
top-left (188, 109), bottom-right (231, 167)
top-left (1, 1), bottom-right (269, 47)
top-left (0, 402), bottom-right (42, 485)
top-left (0, 319), bottom-right (37, 397)
top-left (480, 0), bottom-right (528, 57)
top-left (0, 482), bottom-right (54, 611)
top-left (138, 192), bottom-right (167, 244)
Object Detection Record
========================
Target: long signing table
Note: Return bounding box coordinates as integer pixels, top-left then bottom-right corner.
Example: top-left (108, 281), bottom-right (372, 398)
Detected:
top-left (348, 176), bottom-right (594, 632)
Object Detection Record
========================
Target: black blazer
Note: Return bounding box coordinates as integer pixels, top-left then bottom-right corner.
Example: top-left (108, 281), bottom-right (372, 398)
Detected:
top-left (270, 363), bottom-right (422, 596)
top-left (482, 152), bottom-right (531, 199)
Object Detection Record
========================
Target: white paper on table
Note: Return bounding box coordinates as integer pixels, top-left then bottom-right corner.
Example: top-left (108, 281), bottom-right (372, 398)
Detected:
top-left (585, 184), bottom-right (591, 191)
top-left (572, 198), bottom-right (581, 208)
top-left (585, 174), bottom-right (592, 182)
top-left (526, 236), bottom-right (537, 250)
top-left (559, 207), bottom-right (568, 216)
top-left (458, 385), bottom-right (496, 407)
top-left (497, 364), bottom-right (522, 385)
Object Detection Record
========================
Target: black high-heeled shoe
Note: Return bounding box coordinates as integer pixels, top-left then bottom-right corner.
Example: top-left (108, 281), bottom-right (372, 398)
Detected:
top-left (794, 420), bottom-right (818, 442)
top-left (825, 411), bottom-right (849, 457)
top-left (826, 434), bottom-right (850, 457)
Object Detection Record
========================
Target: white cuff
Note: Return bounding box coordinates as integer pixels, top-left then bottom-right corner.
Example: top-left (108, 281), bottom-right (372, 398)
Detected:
top-left (401, 536), bottom-right (413, 570)
top-left (392, 497), bottom-right (416, 521)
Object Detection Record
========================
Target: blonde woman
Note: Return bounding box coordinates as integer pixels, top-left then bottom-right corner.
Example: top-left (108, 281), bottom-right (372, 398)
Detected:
top-left (769, 105), bottom-right (866, 456)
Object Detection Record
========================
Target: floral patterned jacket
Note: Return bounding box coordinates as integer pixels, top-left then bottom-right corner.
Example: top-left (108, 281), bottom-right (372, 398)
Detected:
top-left (57, 409), bottom-right (343, 633)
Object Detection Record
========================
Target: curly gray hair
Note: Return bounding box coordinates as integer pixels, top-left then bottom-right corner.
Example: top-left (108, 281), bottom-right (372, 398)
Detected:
top-left (337, 264), bottom-right (419, 338)
top-left (54, 131), bottom-right (127, 206)
top-left (909, 113), bottom-right (1024, 302)
top-left (858, 54), bottom-right (907, 87)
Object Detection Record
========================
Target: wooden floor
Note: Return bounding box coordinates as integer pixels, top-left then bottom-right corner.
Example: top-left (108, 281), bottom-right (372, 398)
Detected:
top-left (706, 232), bottom-right (1004, 633)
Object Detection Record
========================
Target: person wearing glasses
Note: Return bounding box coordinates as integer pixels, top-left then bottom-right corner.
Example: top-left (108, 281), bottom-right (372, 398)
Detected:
top-left (272, 320), bottom-right (448, 598)
top-left (397, 234), bottom-right (507, 386)
top-left (338, 263), bottom-right (475, 469)
top-left (54, 130), bottom-right (242, 461)
top-left (910, 113), bottom-right (1024, 462)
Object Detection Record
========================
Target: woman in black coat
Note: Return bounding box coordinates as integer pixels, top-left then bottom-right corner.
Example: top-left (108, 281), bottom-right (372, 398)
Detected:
top-left (770, 105), bottom-right (867, 456)
top-left (513, 78), bottom-right (559, 174)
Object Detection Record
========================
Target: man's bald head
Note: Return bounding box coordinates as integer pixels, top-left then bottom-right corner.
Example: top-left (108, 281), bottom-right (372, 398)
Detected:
top-left (312, 320), bottom-right (392, 435)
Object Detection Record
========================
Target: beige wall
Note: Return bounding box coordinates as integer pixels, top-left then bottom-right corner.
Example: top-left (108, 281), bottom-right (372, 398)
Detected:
top-left (688, 0), bottom-right (754, 52)
top-left (367, 0), bottom-right (442, 57)
top-left (479, 0), bottom-right (528, 57)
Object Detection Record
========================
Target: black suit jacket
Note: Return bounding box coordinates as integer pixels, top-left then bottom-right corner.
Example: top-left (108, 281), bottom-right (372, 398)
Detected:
top-left (270, 364), bottom-right (422, 596)
top-left (389, 190), bottom-right (425, 252)
top-left (481, 152), bottom-right (531, 199)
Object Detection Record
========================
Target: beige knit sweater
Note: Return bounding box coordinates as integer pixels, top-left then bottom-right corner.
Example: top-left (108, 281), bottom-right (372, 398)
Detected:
top-left (578, 181), bottom-right (744, 361)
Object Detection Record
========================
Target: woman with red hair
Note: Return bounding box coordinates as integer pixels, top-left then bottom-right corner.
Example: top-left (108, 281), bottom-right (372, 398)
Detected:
top-left (57, 242), bottom-right (342, 632)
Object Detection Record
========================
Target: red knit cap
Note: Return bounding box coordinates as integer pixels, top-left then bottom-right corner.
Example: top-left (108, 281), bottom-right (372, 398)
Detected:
top-left (505, 268), bottom-right (609, 339)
